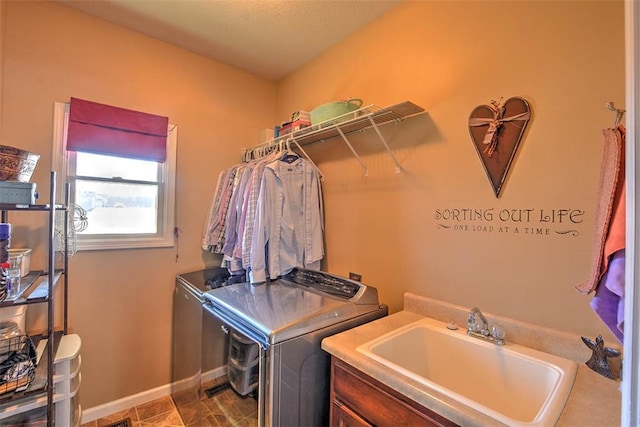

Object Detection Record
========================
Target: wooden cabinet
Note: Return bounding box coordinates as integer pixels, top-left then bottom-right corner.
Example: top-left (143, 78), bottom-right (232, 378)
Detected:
top-left (330, 357), bottom-right (459, 427)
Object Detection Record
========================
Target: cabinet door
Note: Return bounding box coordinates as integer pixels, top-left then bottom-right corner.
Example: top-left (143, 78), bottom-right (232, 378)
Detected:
top-left (331, 357), bottom-right (458, 427)
top-left (331, 400), bottom-right (372, 427)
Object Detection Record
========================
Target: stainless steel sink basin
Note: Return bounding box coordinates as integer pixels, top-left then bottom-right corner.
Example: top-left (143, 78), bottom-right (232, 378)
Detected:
top-left (356, 316), bottom-right (577, 426)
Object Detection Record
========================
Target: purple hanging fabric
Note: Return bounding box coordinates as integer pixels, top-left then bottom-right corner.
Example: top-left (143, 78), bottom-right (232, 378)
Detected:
top-left (590, 249), bottom-right (625, 343)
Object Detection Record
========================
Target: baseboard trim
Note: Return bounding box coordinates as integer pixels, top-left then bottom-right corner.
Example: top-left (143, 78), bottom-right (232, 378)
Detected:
top-left (81, 366), bottom-right (227, 423)
top-left (202, 365), bottom-right (226, 384)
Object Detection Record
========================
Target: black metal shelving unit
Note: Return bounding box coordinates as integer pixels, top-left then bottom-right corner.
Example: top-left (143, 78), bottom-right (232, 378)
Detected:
top-left (0, 171), bottom-right (69, 426)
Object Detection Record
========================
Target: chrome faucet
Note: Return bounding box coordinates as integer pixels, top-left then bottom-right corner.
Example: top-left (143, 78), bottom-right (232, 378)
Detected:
top-left (467, 307), bottom-right (505, 345)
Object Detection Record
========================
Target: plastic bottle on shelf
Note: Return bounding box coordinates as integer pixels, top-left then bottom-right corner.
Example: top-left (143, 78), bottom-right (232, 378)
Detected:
top-left (6, 254), bottom-right (21, 299)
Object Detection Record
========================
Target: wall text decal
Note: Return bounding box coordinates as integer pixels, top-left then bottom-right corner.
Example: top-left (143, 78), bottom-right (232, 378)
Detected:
top-left (434, 207), bottom-right (585, 236)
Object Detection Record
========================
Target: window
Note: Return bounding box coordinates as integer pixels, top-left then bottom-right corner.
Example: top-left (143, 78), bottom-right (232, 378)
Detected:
top-left (52, 102), bottom-right (177, 250)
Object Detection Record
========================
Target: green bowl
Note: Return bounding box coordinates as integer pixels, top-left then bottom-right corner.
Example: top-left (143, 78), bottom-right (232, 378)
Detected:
top-left (310, 99), bottom-right (363, 125)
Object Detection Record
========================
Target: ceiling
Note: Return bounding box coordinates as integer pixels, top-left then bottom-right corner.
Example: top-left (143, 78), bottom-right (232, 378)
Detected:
top-left (55, 0), bottom-right (402, 81)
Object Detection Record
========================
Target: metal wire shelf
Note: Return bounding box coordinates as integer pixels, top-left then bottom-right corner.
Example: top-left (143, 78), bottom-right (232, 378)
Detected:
top-left (289, 101), bottom-right (424, 148)
top-left (245, 101), bottom-right (425, 176)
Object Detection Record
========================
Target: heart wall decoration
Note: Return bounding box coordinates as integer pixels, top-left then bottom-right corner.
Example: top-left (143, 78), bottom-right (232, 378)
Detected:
top-left (468, 97), bottom-right (532, 197)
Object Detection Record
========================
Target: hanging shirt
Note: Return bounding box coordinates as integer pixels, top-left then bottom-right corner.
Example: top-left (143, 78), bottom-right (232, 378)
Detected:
top-left (201, 165), bottom-right (238, 252)
top-left (240, 152), bottom-right (279, 267)
top-left (249, 155), bottom-right (324, 283)
top-left (222, 164), bottom-right (252, 256)
top-left (201, 168), bottom-right (228, 251)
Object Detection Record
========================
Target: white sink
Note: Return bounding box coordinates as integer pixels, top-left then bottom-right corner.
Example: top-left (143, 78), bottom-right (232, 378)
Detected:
top-left (356, 317), bottom-right (577, 426)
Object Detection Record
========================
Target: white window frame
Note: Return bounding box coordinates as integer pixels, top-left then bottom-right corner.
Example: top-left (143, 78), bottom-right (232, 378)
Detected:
top-left (51, 102), bottom-right (177, 250)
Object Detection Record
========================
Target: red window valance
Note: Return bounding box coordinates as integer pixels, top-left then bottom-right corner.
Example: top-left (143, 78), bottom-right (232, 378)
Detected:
top-left (67, 97), bottom-right (169, 162)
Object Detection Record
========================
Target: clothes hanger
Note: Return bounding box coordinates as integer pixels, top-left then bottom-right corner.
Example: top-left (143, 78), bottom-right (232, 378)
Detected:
top-left (288, 138), bottom-right (325, 181)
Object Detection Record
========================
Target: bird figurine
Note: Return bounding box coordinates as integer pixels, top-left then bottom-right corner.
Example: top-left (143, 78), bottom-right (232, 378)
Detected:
top-left (581, 335), bottom-right (621, 379)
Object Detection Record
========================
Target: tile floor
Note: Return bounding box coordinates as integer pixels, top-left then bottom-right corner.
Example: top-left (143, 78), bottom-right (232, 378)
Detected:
top-left (80, 376), bottom-right (258, 427)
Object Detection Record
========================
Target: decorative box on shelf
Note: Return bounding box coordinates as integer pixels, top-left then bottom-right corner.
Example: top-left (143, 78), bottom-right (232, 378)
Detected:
top-left (279, 120), bottom-right (311, 136)
top-left (278, 110), bottom-right (311, 137)
top-left (0, 182), bottom-right (38, 206)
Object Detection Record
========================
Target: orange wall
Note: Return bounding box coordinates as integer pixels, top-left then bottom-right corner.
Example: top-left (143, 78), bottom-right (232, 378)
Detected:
top-left (277, 1), bottom-right (624, 337)
top-left (1, 1), bottom-right (275, 409)
top-left (0, 0), bottom-right (626, 414)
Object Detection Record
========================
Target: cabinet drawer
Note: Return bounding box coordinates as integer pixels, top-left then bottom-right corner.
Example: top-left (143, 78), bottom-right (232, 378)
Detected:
top-left (332, 400), bottom-right (372, 427)
top-left (331, 357), bottom-right (458, 427)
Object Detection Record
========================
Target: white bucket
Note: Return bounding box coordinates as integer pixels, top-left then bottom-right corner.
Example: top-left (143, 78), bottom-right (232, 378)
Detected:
top-left (0, 305), bottom-right (27, 333)
top-left (7, 248), bottom-right (31, 277)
